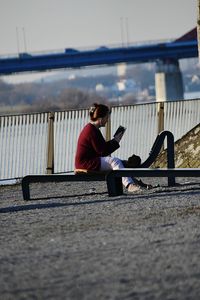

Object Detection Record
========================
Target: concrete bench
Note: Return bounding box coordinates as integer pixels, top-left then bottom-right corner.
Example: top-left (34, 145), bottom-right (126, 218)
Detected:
top-left (106, 168), bottom-right (200, 196)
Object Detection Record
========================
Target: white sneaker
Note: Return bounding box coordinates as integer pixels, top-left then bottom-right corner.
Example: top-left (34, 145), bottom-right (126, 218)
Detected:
top-left (127, 184), bottom-right (143, 193)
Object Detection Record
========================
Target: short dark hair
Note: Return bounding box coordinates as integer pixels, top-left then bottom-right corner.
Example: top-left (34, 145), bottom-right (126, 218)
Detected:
top-left (89, 103), bottom-right (110, 121)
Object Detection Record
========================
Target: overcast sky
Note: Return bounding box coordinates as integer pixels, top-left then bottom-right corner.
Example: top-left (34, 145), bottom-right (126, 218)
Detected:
top-left (0, 0), bottom-right (197, 55)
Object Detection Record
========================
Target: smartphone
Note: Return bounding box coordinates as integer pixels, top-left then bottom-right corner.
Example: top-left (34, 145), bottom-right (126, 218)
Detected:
top-left (113, 125), bottom-right (126, 137)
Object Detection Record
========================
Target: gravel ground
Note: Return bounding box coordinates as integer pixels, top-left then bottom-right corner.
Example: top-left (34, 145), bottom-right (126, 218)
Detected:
top-left (0, 177), bottom-right (200, 300)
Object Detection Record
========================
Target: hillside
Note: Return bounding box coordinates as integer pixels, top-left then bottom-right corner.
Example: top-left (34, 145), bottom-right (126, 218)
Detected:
top-left (153, 123), bottom-right (200, 168)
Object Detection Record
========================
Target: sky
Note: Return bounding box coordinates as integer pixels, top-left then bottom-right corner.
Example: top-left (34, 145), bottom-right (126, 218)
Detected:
top-left (0, 0), bottom-right (197, 83)
top-left (0, 0), bottom-right (197, 55)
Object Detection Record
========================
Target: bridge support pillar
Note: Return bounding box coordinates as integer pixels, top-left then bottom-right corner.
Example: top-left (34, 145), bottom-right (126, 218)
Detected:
top-left (155, 59), bottom-right (184, 101)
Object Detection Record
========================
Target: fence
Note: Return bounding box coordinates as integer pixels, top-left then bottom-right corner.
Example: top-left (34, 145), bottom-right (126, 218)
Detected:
top-left (0, 99), bottom-right (200, 181)
top-left (0, 113), bottom-right (49, 180)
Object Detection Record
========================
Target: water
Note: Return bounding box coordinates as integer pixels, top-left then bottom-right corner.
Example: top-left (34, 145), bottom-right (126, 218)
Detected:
top-left (184, 91), bottom-right (200, 100)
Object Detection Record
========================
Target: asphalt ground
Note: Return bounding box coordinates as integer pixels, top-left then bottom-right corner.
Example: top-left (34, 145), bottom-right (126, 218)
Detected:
top-left (0, 177), bottom-right (200, 300)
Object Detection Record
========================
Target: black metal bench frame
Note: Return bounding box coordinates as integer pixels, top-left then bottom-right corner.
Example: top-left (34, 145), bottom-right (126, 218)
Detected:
top-left (21, 130), bottom-right (198, 200)
top-left (106, 168), bottom-right (200, 196)
top-left (22, 173), bottom-right (118, 201)
top-left (21, 130), bottom-right (174, 200)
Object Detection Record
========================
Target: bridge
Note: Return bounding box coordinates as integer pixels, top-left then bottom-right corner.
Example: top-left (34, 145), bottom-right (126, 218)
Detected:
top-left (0, 28), bottom-right (198, 101)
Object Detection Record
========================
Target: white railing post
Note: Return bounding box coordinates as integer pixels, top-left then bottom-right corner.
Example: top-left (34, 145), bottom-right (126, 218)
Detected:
top-left (105, 117), bottom-right (111, 141)
top-left (46, 112), bottom-right (55, 174)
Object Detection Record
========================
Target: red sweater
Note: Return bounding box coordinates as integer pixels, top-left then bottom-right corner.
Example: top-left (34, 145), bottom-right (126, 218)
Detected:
top-left (75, 123), bottom-right (120, 171)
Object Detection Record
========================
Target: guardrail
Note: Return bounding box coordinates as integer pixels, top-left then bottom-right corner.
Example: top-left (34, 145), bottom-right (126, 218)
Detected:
top-left (0, 99), bottom-right (199, 181)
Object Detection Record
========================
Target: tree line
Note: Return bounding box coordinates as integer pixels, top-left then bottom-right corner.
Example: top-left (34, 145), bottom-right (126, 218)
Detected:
top-left (0, 60), bottom-right (198, 115)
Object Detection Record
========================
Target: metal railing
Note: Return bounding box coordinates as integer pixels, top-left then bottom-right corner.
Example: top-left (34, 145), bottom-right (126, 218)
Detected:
top-left (0, 99), bottom-right (199, 181)
top-left (0, 113), bottom-right (49, 180)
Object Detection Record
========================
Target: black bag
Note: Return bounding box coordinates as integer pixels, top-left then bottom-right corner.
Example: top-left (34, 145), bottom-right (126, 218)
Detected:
top-left (122, 154), bottom-right (141, 168)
